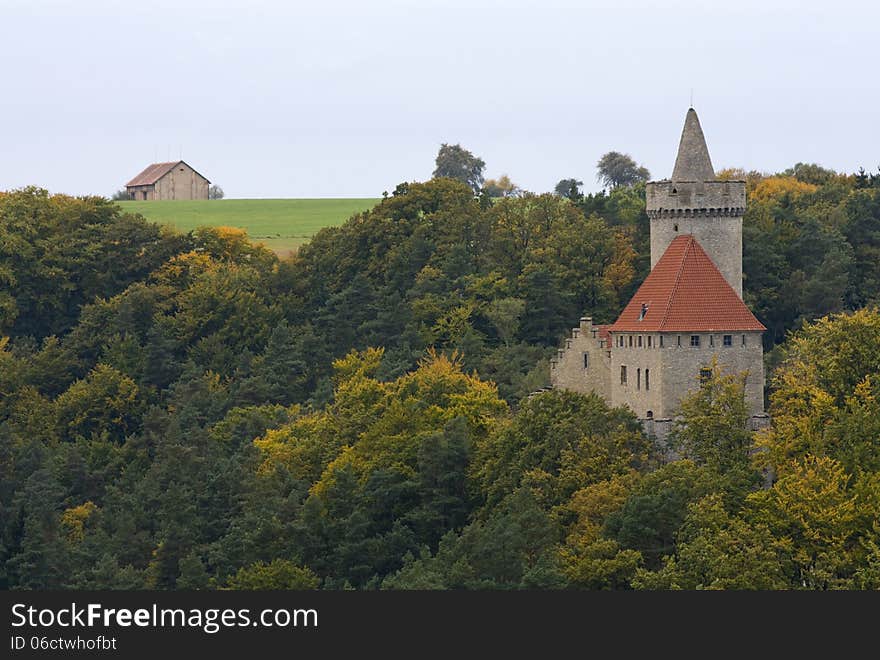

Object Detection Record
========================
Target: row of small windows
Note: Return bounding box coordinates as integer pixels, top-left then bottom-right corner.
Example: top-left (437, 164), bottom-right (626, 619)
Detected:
top-left (615, 334), bottom-right (746, 348)
top-left (619, 365), bottom-right (714, 390)
top-left (619, 366), bottom-right (650, 391)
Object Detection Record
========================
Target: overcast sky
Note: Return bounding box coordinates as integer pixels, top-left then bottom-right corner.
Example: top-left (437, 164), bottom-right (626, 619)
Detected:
top-left (2, 0), bottom-right (878, 198)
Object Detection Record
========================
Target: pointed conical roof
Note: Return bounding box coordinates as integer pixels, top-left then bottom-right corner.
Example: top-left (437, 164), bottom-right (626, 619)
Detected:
top-left (671, 108), bottom-right (715, 182)
top-left (608, 235), bottom-right (765, 332)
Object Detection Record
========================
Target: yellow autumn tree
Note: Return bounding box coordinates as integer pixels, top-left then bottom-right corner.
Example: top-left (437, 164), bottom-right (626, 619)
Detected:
top-left (755, 308), bottom-right (880, 475)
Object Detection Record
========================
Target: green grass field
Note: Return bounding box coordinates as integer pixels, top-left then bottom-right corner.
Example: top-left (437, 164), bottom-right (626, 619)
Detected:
top-left (117, 198), bottom-right (380, 255)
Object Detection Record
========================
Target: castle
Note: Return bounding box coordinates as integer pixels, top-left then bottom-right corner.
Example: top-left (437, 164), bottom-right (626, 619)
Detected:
top-left (550, 108), bottom-right (767, 435)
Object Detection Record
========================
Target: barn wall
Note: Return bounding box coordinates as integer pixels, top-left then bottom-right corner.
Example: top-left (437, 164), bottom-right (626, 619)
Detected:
top-left (154, 163), bottom-right (210, 200)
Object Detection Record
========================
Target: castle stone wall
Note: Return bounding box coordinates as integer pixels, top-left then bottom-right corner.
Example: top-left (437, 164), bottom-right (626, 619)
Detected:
top-left (658, 331), bottom-right (764, 417)
top-left (609, 333), bottom-right (665, 418)
top-left (549, 317), bottom-right (612, 404)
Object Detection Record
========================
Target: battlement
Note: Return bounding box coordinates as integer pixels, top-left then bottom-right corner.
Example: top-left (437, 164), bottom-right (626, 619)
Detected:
top-left (646, 180), bottom-right (746, 217)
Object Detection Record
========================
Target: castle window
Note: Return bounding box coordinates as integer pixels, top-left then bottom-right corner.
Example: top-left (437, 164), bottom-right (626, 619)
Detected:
top-left (620, 366), bottom-right (627, 385)
top-left (723, 335), bottom-right (732, 347)
top-left (673, 223), bottom-right (679, 231)
top-left (645, 368), bottom-right (650, 391)
top-left (742, 335), bottom-right (746, 347)
top-left (699, 367), bottom-right (712, 384)
top-left (677, 335), bottom-right (681, 347)
top-left (646, 410), bottom-right (654, 419)
top-left (659, 335), bottom-right (664, 348)
top-left (690, 335), bottom-right (700, 347)
top-left (709, 335), bottom-right (714, 347)
top-left (638, 303), bottom-right (649, 321)
top-left (629, 336), bottom-right (633, 348)
top-left (637, 368), bottom-right (641, 390)
top-left (648, 336), bottom-right (652, 348)
top-left (583, 353), bottom-right (590, 369)
top-left (638, 336), bottom-right (642, 348)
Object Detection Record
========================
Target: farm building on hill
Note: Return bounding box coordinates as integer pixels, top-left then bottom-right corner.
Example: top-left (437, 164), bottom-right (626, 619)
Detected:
top-left (125, 160), bottom-right (210, 200)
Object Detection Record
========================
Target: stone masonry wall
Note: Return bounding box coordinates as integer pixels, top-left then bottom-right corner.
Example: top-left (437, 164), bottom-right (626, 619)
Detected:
top-left (657, 330), bottom-right (764, 417)
top-left (608, 332), bottom-right (665, 418)
top-left (550, 317), bottom-right (612, 404)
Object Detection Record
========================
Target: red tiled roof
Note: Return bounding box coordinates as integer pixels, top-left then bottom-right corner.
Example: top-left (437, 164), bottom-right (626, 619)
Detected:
top-left (126, 161), bottom-right (181, 187)
top-left (597, 324), bottom-right (612, 346)
top-left (609, 235), bottom-right (765, 332)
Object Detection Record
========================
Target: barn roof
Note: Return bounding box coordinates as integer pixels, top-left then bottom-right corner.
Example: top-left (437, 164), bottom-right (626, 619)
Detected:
top-left (609, 235), bottom-right (765, 333)
top-left (126, 160), bottom-right (210, 187)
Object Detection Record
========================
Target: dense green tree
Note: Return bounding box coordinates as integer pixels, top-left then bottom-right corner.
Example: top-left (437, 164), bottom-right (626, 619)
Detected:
top-left (633, 495), bottom-right (789, 590)
top-left (554, 178), bottom-right (583, 200)
top-left (604, 461), bottom-right (717, 568)
top-left (432, 143), bottom-right (486, 194)
top-left (596, 152), bottom-right (650, 189)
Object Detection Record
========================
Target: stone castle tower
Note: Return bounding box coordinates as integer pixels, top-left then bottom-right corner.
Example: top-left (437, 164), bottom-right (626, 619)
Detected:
top-left (646, 109), bottom-right (746, 296)
top-left (550, 108), bottom-right (766, 433)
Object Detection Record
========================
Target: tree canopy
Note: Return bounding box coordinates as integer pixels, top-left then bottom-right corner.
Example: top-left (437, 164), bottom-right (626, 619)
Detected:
top-left (596, 152), bottom-right (650, 189)
top-left (432, 143), bottom-right (486, 193)
top-left (2, 166), bottom-right (880, 590)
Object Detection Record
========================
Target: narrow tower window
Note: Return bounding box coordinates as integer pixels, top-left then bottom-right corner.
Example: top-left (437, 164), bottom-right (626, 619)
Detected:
top-left (620, 366), bottom-right (627, 385)
top-left (645, 369), bottom-right (650, 391)
top-left (638, 336), bottom-right (642, 348)
top-left (637, 368), bottom-right (641, 390)
top-left (583, 353), bottom-right (590, 369)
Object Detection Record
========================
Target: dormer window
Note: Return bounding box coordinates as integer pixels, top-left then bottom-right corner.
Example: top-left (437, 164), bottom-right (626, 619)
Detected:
top-left (638, 303), bottom-right (649, 321)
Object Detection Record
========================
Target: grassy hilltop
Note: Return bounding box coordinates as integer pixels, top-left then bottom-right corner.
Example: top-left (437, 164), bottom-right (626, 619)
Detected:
top-left (117, 198), bottom-right (380, 255)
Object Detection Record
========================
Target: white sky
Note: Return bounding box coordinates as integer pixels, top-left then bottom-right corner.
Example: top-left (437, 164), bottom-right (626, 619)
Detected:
top-left (2, 0), bottom-right (878, 198)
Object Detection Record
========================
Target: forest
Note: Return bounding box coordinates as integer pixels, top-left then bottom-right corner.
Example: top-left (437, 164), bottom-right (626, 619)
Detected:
top-left (1, 164), bottom-right (880, 589)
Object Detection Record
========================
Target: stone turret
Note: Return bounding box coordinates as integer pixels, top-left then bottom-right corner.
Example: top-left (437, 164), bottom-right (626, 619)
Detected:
top-left (646, 108), bottom-right (746, 297)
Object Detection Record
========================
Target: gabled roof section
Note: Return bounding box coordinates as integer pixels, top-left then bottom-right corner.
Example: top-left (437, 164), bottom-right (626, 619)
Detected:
top-left (126, 160), bottom-right (210, 187)
top-left (671, 108), bottom-right (715, 182)
top-left (126, 161), bottom-right (181, 187)
top-left (609, 235), bottom-right (765, 333)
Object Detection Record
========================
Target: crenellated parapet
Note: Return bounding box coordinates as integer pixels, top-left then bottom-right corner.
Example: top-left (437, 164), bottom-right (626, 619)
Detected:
top-left (646, 179), bottom-right (746, 215)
